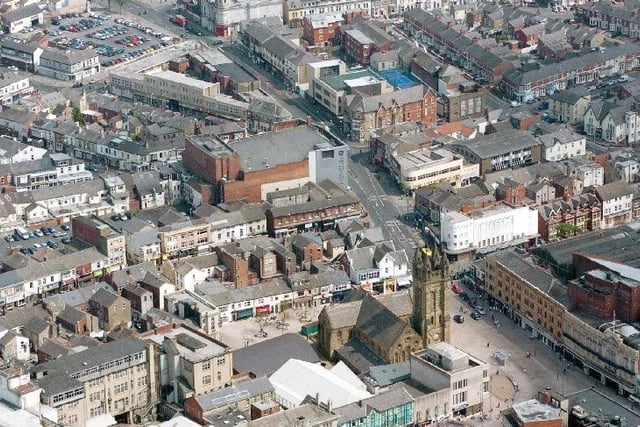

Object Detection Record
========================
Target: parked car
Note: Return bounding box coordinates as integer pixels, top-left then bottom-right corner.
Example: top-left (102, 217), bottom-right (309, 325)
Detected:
top-left (61, 224), bottom-right (70, 231)
top-left (475, 307), bottom-right (486, 315)
top-left (471, 311), bottom-right (481, 320)
top-left (61, 237), bottom-right (72, 244)
top-left (453, 314), bottom-right (465, 323)
top-left (41, 227), bottom-right (51, 235)
top-left (34, 229), bottom-right (44, 237)
top-left (47, 240), bottom-right (59, 249)
top-left (4, 235), bottom-right (14, 243)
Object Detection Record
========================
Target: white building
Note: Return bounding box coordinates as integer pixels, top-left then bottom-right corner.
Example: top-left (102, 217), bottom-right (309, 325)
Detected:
top-left (0, 136), bottom-right (47, 164)
top-left (202, 0), bottom-right (283, 35)
top-left (392, 147), bottom-right (479, 191)
top-left (615, 158), bottom-right (640, 183)
top-left (0, 72), bottom-right (32, 105)
top-left (409, 343), bottom-right (489, 417)
top-left (0, 367), bottom-right (42, 414)
top-left (37, 49), bottom-right (100, 82)
top-left (11, 153), bottom-right (93, 192)
top-left (572, 162), bottom-right (604, 187)
top-left (440, 202), bottom-right (538, 254)
top-left (538, 128), bottom-right (586, 162)
top-left (269, 359), bottom-right (371, 409)
top-left (595, 180), bottom-right (633, 229)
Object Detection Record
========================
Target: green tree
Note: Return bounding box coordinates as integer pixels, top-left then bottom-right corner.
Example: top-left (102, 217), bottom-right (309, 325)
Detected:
top-left (72, 107), bottom-right (84, 125)
top-left (555, 222), bottom-right (582, 239)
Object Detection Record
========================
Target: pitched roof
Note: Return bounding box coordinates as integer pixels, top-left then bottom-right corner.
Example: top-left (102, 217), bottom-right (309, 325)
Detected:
top-left (355, 295), bottom-right (414, 350)
top-left (595, 180), bottom-right (633, 201)
top-left (350, 85), bottom-right (426, 113)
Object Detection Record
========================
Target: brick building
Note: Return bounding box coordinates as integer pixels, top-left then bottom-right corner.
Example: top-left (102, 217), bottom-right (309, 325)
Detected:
top-left (88, 288), bottom-right (132, 331)
top-left (183, 125), bottom-right (349, 204)
top-left (344, 85), bottom-right (437, 143)
top-left (71, 215), bottom-right (126, 269)
top-left (450, 129), bottom-right (542, 176)
top-left (537, 194), bottom-right (602, 242)
top-left (302, 13), bottom-right (344, 46)
top-left (338, 16), bottom-right (395, 66)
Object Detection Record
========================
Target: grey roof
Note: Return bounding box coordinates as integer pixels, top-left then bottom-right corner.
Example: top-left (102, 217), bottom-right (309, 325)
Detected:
top-left (2, 4), bottom-right (43, 22)
top-left (334, 336), bottom-right (386, 375)
top-left (88, 288), bottom-right (121, 307)
top-left (549, 89), bottom-right (587, 105)
top-left (194, 376), bottom-right (273, 412)
top-left (22, 316), bottom-right (49, 335)
top-left (488, 249), bottom-right (570, 306)
top-left (595, 180), bottom-right (633, 201)
top-left (57, 305), bottom-right (87, 326)
top-left (350, 85), bottom-right (426, 113)
top-left (567, 388), bottom-right (640, 427)
top-left (232, 333), bottom-right (320, 376)
top-left (242, 22), bottom-right (276, 46)
top-left (366, 362), bottom-right (410, 387)
top-left (356, 295), bottom-right (413, 350)
top-left (451, 129), bottom-right (541, 159)
top-left (35, 338), bottom-right (147, 395)
top-left (322, 300), bottom-right (362, 329)
top-left (243, 403), bottom-right (338, 426)
top-left (333, 387), bottom-right (414, 421)
top-left (40, 48), bottom-right (98, 66)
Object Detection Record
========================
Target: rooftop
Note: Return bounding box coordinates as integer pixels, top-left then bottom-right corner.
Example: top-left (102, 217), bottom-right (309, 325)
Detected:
top-left (452, 129), bottom-right (541, 159)
top-left (512, 399), bottom-right (562, 423)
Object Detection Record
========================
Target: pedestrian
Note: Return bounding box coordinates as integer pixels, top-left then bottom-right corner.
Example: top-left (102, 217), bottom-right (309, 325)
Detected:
top-left (487, 342), bottom-right (490, 348)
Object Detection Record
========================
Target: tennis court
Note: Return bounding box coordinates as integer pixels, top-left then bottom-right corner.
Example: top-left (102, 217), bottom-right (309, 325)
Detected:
top-left (381, 70), bottom-right (415, 89)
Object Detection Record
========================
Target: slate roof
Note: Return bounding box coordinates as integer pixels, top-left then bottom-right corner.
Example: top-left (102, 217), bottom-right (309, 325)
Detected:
top-left (322, 300), bottom-right (362, 329)
top-left (333, 387), bottom-right (414, 421)
top-left (349, 85), bottom-right (425, 113)
top-left (89, 288), bottom-right (120, 308)
top-left (595, 180), bottom-right (634, 201)
top-left (2, 4), bottom-right (43, 22)
top-left (355, 295), bottom-right (412, 350)
top-left (232, 333), bottom-right (320, 376)
top-left (451, 128), bottom-right (541, 159)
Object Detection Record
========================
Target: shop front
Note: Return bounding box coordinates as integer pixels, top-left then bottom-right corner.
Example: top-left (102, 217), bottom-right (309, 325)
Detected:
top-left (255, 305), bottom-right (271, 316)
top-left (234, 308), bottom-right (254, 320)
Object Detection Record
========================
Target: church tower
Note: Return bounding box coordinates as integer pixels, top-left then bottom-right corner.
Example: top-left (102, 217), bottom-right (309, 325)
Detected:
top-left (412, 245), bottom-right (451, 346)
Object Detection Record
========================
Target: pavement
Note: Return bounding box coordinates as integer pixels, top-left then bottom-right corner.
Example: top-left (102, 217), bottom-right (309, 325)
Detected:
top-left (450, 288), bottom-right (594, 426)
top-left (219, 305), bottom-right (323, 351)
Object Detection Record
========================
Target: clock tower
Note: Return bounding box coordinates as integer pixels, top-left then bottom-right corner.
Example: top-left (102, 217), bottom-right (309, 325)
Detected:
top-left (412, 245), bottom-right (451, 347)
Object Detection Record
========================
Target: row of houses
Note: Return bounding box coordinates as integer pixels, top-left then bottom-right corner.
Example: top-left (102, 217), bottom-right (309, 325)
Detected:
top-left (0, 38), bottom-right (100, 82)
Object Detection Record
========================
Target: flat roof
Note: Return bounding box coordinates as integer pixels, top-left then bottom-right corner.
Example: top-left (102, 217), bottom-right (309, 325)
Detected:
top-left (144, 326), bottom-right (227, 363)
top-left (321, 69), bottom-right (379, 91)
top-left (395, 147), bottom-right (458, 172)
top-left (147, 70), bottom-right (217, 90)
top-left (512, 399), bottom-right (561, 423)
top-left (452, 129), bottom-right (541, 159)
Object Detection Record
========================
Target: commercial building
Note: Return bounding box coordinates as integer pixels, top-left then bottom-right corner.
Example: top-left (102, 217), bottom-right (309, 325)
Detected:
top-left (311, 68), bottom-right (391, 117)
top-left (38, 49), bottom-right (100, 82)
top-left (266, 180), bottom-right (362, 237)
top-left (201, 0), bottom-right (282, 36)
top-left (285, 0), bottom-right (370, 25)
top-left (143, 325), bottom-right (233, 405)
top-left (391, 147), bottom-right (479, 191)
top-left (450, 129), bottom-right (542, 176)
top-left (33, 338), bottom-right (157, 426)
top-left (344, 85), bottom-right (437, 143)
top-left (158, 219), bottom-right (212, 259)
top-left (594, 181), bottom-right (634, 229)
top-left (484, 250), bottom-right (567, 350)
top-left (302, 13), bottom-right (344, 46)
top-left (183, 125), bottom-right (348, 204)
top-left (0, 71), bottom-right (32, 105)
top-left (439, 202), bottom-right (539, 255)
top-left (72, 215), bottom-right (127, 268)
top-left (410, 343), bottom-right (489, 417)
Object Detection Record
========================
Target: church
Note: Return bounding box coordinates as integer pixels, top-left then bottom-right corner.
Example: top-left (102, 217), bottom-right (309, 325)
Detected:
top-left (317, 244), bottom-right (451, 374)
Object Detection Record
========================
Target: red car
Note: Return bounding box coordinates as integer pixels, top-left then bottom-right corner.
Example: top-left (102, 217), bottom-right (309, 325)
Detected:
top-left (451, 282), bottom-right (462, 294)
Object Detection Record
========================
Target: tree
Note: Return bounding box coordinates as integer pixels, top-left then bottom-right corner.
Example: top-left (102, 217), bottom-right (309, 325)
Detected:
top-left (555, 222), bottom-right (582, 239)
top-left (72, 107), bottom-right (84, 125)
top-left (114, 0), bottom-right (128, 11)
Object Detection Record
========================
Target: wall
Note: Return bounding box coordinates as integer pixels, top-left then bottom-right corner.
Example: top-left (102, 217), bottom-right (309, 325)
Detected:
top-left (222, 160), bottom-right (309, 203)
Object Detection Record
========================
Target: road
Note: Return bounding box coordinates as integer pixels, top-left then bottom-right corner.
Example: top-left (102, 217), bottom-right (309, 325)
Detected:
top-left (220, 43), bottom-right (423, 256)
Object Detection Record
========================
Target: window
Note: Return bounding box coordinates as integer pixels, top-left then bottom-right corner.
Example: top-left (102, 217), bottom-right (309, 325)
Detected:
top-left (216, 355), bottom-right (225, 366)
top-left (202, 360), bottom-right (211, 370)
top-left (202, 375), bottom-right (212, 385)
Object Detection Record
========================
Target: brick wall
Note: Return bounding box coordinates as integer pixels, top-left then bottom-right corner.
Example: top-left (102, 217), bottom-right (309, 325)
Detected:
top-left (183, 138), bottom-right (242, 185)
top-left (222, 160), bottom-right (309, 203)
top-left (216, 248), bottom-right (249, 288)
